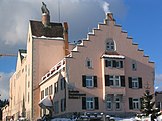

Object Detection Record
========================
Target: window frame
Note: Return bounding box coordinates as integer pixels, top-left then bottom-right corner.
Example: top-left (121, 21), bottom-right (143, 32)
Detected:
top-left (106, 39), bottom-right (115, 51)
top-left (86, 97), bottom-right (95, 110)
top-left (86, 76), bottom-right (94, 88)
top-left (133, 98), bottom-right (140, 109)
top-left (115, 97), bottom-right (121, 110)
top-left (106, 97), bottom-right (112, 110)
top-left (132, 77), bottom-right (139, 88)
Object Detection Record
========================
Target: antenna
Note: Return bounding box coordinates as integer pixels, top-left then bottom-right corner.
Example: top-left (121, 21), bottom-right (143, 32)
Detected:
top-left (58, 0), bottom-right (61, 22)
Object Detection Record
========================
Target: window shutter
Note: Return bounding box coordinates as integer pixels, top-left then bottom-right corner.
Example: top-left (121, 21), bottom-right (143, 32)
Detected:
top-left (140, 98), bottom-right (143, 109)
top-left (94, 76), bottom-right (97, 87)
top-left (113, 60), bottom-right (116, 67)
top-left (94, 97), bottom-right (99, 110)
top-left (82, 75), bottom-right (86, 87)
top-left (138, 77), bottom-right (142, 88)
top-left (128, 77), bottom-right (132, 88)
top-left (105, 60), bottom-right (108, 67)
top-left (82, 97), bottom-right (86, 110)
top-left (120, 61), bottom-right (123, 68)
top-left (120, 76), bottom-right (125, 87)
top-left (105, 75), bottom-right (109, 86)
top-left (129, 98), bottom-right (133, 109)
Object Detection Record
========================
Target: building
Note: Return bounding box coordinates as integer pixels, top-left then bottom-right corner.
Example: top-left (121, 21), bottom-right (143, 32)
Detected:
top-left (155, 91), bottom-right (162, 112)
top-left (2, 3), bottom-right (155, 121)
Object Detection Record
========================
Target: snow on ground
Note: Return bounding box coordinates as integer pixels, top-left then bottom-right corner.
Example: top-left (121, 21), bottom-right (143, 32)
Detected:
top-left (51, 117), bottom-right (136, 121)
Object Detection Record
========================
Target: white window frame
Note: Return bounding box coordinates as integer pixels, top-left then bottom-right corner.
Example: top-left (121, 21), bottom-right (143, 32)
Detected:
top-left (86, 76), bottom-right (94, 87)
top-left (114, 76), bottom-right (120, 87)
top-left (106, 40), bottom-right (115, 51)
top-left (106, 97), bottom-right (112, 110)
top-left (86, 97), bottom-right (94, 110)
top-left (133, 98), bottom-right (140, 109)
top-left (109, 75), bottom-right (121, 87)
top-left (132, 77), bottom-right (139, 88)
top-left (115, 97), bottom-right (121, 110)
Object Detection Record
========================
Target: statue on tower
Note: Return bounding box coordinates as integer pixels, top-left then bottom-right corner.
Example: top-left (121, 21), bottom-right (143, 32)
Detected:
top-left (41, 2), bottom-right (50, 15)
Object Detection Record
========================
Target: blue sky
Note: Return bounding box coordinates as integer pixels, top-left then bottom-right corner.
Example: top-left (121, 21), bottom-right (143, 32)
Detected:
top-left (0, 0), bottom-right (162, 99)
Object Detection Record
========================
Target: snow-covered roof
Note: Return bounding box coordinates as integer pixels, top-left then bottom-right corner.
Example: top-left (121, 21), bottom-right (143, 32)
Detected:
top-left (102, 54), bottom-right (125, 59)
top-left (39, 95), bottom-right (53, 109)
top-left (32, 35), bottom-right (64, 40)
top-left (39, 58), bottom-right (65, 85)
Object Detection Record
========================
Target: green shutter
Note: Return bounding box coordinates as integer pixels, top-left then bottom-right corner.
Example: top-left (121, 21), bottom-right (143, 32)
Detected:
top-left (82, 97), bottom-right (86, 110)
top-left (121, 76), bottom-right (125, 87)
top-left (82, 75), bottom-right (86, 87)
top-left (105, 75), bottom-right (109, 86)
top-left (94, 76), bottom-right (97, 87)
top-left (128, 77), bottom-right (132, 88)
top-left (105, 60), bottom-right (108, 67)
top-left (129, 98), bottom-right (133, 109)
top-left (94, 97), bottom-right (99, 110)
top-left (138, 77), bottom-right (142, 88)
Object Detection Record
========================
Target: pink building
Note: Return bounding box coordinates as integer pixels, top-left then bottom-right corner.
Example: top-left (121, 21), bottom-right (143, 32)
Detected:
top-left (3, 3), bottom-right (154, 121)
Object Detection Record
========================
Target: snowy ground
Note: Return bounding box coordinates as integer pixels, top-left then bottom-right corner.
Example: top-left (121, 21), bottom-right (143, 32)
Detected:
top-left (51, 117), bottom-right (136, 121)
top-left (51, 116), bottom-right (162, 121)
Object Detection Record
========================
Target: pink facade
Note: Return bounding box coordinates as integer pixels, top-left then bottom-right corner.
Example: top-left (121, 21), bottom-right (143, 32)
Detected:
top-left (39, 13), bottom-right (154, 119)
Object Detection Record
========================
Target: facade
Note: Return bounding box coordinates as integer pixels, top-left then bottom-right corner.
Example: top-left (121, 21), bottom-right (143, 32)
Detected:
top-left (2, 4), bottom-right (155, 121)
top-left (39, 13), bottom-right (155, 118)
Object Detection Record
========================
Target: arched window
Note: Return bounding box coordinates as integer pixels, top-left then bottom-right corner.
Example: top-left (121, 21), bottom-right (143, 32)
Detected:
top-left (106, 39), bottom-right (116, 51)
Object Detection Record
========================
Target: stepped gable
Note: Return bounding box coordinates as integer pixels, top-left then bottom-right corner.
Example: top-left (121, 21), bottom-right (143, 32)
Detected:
top-left (30, 20), bottom-right (64, 38)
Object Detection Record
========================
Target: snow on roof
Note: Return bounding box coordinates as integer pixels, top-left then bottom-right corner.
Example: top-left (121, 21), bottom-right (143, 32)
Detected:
top-left (39, 95), bottom-right (53, 109)
top-left (39, 58), bottom-right (65, 85)
top-left (102, 54), bottom-right (125, 59)
top-left (32, 35), bottom-right (64, 40)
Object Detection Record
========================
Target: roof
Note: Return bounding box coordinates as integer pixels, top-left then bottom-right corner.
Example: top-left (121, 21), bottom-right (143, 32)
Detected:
top-left (30, 20), bottom-right (64, 38)
top-left (102, 51), bottom-right (125, 59)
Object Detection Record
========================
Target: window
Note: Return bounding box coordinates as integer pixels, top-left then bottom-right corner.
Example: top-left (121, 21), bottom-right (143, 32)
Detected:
top-left (133, 98), bottom-right (140, 109)
top-left (61, 98), bottom-right (66, 112)
top-left (115, 97), bottom-right (121, 110)
top-left (132, 77), bottom-right (138, 88)
top-left (86, 76), bottom-right (94, 87)
top-left (61, 78), bottom-right (65, 90)
top-left (82, 75), bottom-right (97, 88)
top-left (86, 58), bottom-right (92, 68)
top-left (45, 87), bottom-right (48, 96)
top-left (86, 97), bottom-right (94, 110)
top-left (49, 85), bottom-right (53, 95)
top-left (129, 77), bottom-right (142, 89)
top-left (54, 101), bottom-right (59, 114)
top-left (105, 59), bottom-right (123, 68)
top-left (106, 97), bottom-right (112, 110)
top-left (105, 75), bottom-right (125, 87)
top-left (41, 90), bottom-right (44, 100)
top-left (132, 61), bottom-right (137, 71)
top-left (106, 39), bottom-right (115, 51)
top-left (129, 98), bottom-right (141, 110)
top-left (54, 82), bottom-right (59, 93)
top-left (82, 97), bottom-right (99, 110)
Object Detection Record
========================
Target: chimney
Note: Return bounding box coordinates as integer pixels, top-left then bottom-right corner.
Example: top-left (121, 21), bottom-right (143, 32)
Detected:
top-left (42, 13), bottom-right (50, 27)
top-left (105, 12), bottom-right (115, 24)
top-left (63, 22), bottom-right (69, 56)
top-left (41, 2), bottom-right (50, 27)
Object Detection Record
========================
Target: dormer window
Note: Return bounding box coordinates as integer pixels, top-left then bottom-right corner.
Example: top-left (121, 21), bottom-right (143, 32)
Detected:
top-left (106, 39), bottom-right (115, 51)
